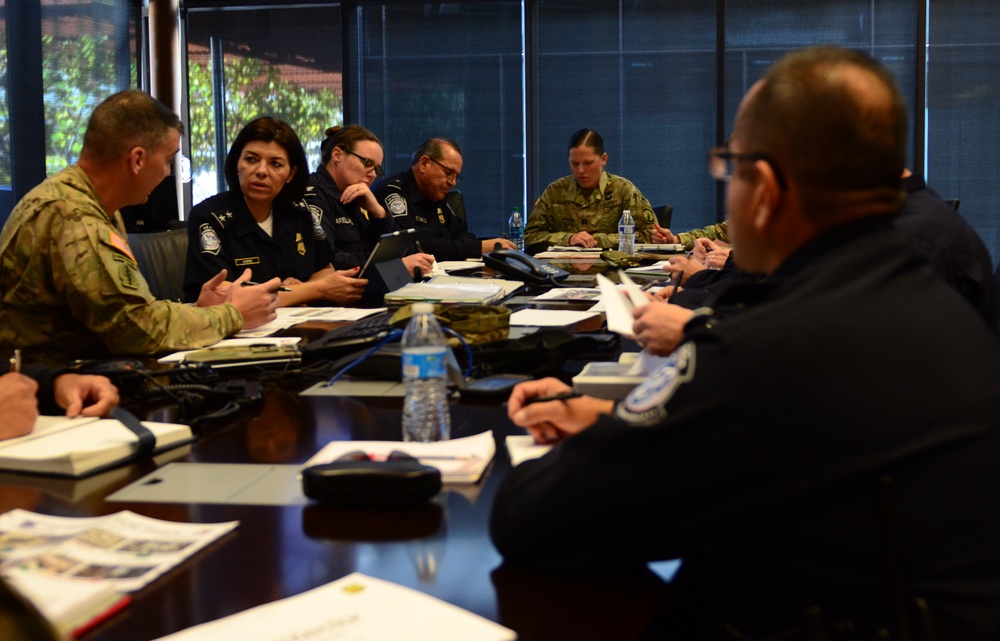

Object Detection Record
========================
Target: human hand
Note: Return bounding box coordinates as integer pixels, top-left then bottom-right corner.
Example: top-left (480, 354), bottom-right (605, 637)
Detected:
top-left (568, 231), bottom-right (597, 248)
top-left (666, 255), bottom-right (705, 284)
top-left (632, 301), bottom-right (694, 356)
top-left (0, 373), bottom-right (39, 440)
top-left (507, 378), bottom-right (613, 444)
top-left (705, 248), bottom-right (730, 270)
top-left (403, 253), bottom-right (436, 277)
top-left (53, 373), bottom-right (120, 418)
top-left (340, 182), bottom-right (386, 217)
top-left (228, 268), bottom-right (280, 328)
top-left (652, 223), bottom-right (679, 244)
top-left (281, 277), bottom-right (304, 287)
top-left (691, 237), bottom-right (720, 263)
top-left (196, 269), bottom-right (233, 307)
top-left (482, 238), bottom-right (515, 253)
top-left (310, 268), bottom-right (367, 304)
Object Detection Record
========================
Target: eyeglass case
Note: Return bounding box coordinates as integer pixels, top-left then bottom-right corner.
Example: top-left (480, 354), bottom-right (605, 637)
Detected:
top-left (301, 451), bottom-right (442, 508)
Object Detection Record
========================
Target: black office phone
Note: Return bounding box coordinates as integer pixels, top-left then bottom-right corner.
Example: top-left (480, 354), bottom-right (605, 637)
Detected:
top-left (482, 250), bottom-right (570, 287)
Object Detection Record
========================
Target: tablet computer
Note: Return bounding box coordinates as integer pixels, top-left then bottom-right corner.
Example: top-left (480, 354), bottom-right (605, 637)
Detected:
top-left (359, 228), bottom-right (418, 277)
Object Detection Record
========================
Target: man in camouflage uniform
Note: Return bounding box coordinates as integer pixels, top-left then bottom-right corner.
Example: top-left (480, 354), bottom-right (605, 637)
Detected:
top-left (523, 171), bottom-right (656, 250)
top-left (0, 90), bottom-right (280, 365)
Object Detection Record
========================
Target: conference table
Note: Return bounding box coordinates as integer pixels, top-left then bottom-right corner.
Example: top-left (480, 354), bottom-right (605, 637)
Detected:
top-left (0, 257), bottom-right (676, 641)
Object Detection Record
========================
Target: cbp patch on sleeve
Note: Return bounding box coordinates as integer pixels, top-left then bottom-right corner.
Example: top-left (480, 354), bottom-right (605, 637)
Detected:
top-left (385, 193), bottom-right (408, 217)
top-left (309, 205), bottom-right (327, 241)
top-left (199, 223), bottom-right (221, 255)
top-left (615, 343), bottom-right (696, 427)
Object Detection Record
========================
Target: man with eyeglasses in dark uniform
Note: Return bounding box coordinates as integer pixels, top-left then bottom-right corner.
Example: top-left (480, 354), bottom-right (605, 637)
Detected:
top-left (373, 138), bottom-right (513, 261)
top-left (493, 46), bottom-right (1000, 640)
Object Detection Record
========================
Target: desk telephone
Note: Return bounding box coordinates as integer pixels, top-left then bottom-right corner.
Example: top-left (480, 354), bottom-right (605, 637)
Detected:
top-left (483, 250), bottom-right (570, 287)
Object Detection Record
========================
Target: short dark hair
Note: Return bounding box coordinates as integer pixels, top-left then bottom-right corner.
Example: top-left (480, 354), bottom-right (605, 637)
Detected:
top-left (739, 46), bottom-right (907, 217)
top-left (410, 138), bottom-right (462, 166)
top-left (83, 90), bottom-right (183, 164)
top-left (224, 117), bottom-right (310, 202)
top-left (321, 124), bottom-right (382, 164)
top-left (567, 129), bottom-right (605, 155)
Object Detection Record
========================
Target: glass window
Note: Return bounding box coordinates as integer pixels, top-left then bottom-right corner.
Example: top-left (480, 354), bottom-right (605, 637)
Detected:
top-left (926, 0), bottom-right (1000, 262)
top-left (41, 0), bottom-right (138, 174)
top-left (358, 2), bottom-right (523, 238)
top-left (185, 5), bottom-right (343, 205)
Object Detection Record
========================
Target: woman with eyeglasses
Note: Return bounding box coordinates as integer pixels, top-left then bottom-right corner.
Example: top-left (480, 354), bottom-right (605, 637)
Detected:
top-left (306, 125), bottom-right (434, 277)
top-left (184, 117), bottom-right (366, 306)
top-left (524, 128), bottom-right (656, 250)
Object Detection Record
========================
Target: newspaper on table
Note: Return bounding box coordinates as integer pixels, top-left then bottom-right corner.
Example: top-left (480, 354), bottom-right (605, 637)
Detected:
top-left (0, 509), bottom-right (238, 593)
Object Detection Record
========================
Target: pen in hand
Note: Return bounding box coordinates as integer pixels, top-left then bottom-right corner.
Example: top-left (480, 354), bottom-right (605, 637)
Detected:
top-left (9, 349), bottom-right (20, 373)
top-left (521, 390), bottom-right (584, 406)
top-left (241, 280), bottom-right (293, 293)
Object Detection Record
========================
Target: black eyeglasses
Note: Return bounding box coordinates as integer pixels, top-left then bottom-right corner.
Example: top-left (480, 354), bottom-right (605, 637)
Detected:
top-left (708, 147), bottom-right (787, 191)
top-left (341, 147), bottom-right (384, 178)
top-left (427, 156), bottom-right (462, 183)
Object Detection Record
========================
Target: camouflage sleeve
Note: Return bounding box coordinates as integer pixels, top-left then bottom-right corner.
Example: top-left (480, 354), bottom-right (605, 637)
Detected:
top-left (51, 213), bottom-right (242, 356)
top-left (523, 186), bottom-right (574, 248)
top-left (677, 221), bottom-right (729, 250)
top-left (590, 180), bottom-right (657, 249)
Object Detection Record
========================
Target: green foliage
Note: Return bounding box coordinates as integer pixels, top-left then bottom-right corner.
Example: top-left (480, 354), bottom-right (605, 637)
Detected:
top-left (187, 55), bottom-right (343, 200)
top-left (0, 36), bottom-right (341, 192)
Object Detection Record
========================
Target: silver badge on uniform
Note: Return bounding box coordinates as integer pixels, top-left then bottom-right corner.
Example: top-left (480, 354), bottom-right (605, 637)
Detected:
top-left (615, 343), bottom-right (696, 427)
top-left (385, 193), bottom-right (408, 217)
top-left (199, 223), bottom-right (222, 255)
top-left (308, 205), bottom-right (327, 241)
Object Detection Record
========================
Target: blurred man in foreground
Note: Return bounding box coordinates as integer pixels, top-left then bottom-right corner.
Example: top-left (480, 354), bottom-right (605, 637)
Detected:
top-left (492, 47), bottom-right (1000, 640)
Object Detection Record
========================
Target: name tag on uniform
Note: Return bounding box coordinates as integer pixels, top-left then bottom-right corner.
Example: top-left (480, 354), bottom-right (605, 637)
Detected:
top-left (235, 257), bottom-right (260, 266)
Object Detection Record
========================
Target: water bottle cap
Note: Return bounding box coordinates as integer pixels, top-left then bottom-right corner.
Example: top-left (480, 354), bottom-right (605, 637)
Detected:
top-left (412, 302), bottom-right (435, 315)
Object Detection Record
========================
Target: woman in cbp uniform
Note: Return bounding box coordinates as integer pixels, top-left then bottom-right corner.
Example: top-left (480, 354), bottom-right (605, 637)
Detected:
top-left (183, 117), bottom-right (367, 306)
top-left (305, 125), bottom-right (433, 278)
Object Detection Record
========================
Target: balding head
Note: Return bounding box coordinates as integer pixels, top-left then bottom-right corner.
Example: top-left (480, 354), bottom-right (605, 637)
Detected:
top-left (733, 46), bottom-right (907, 222)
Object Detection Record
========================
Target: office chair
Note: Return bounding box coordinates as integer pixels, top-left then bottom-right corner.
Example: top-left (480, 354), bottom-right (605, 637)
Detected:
top-left (127, 227), bottom-right (189, 302)
top-left (943, 199), bottom-right (960, 211)
top-left (653, 205), bottom-right (673, 228)
top-left (444, 190), bottom-right (466, 222)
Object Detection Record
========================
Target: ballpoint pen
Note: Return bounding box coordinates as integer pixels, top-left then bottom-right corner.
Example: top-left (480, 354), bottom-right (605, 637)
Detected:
top-left (9, 349), bottom-right (20, 373)
top-left (521, 390), bottom-right (584, 406)
top-left (241, 280), bottom-right (293, 292)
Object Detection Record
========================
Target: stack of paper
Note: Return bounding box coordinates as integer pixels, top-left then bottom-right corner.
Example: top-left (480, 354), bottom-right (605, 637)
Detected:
top-left (0, 510), bottom-right (238, 637)
top-left (384, 282), bottom-right (505, 305)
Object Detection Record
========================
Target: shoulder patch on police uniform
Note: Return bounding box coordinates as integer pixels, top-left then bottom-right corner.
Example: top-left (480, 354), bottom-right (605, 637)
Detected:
top-left (309, 206), bottom-right (327, 241)
top-left (199, 223), bottom-right (221, 255)
top-left (615, 343), bottom-right (696, 427)
top-left (385, 193), bottom-right (408, 217)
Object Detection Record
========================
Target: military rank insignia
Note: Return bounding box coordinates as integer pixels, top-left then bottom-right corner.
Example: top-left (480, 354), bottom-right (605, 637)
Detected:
top-left (437, 208), bottom-right (446, 224)
top-left (296, 232), bottom-right (306, 255)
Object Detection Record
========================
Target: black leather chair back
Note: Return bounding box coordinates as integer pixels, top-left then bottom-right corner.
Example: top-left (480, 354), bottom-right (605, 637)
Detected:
top-left (127, 228), bottom-right (189, 302)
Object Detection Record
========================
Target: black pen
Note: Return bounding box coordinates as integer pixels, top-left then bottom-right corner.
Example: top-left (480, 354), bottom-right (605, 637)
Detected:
top-left (522, 390), bottom-right (584, 406)
top-left (242, 280), bottom-right (293, 293)
top-left (415, 241), bottom-right (426, 254)
top-left (671, 272), bottom-right (683, 296)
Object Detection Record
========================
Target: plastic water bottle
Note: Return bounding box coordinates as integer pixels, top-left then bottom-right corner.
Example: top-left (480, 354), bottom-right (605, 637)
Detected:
top-left (401, 303), bottom-right (451, 442)
top-left (508, 206), bottom-right (524, 252)
top-left (618, 209), bottom-right (635, 255)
